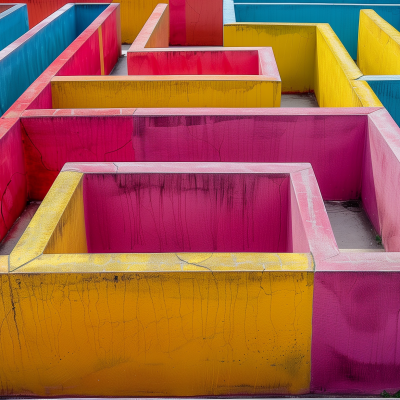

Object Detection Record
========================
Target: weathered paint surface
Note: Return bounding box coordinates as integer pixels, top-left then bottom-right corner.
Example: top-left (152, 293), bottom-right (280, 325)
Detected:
top-left (0, 3), bottom-right (110, 116)
top-left (51, 76), bottom-right (281, 108)
top-left (20, 109), bottom-right (375, 200)
top-left (0, 118), bottom-right (27, 243)
top-left (224, 23), bottom-right (316, 93)
top-left (0, 4), bottom-right (29, 51)
top-left (314, 25), bottom-right (381, 107)
top-left (84, 173), bottom-right (290, 253)
top-left (311, 272), bottom-right (400, 394)
top-left (358, 10), bottom-right (400, 75)
top-left (0, 270), bottom-right (313, 396)
top-left (232, 3), bottom-right (400, 60)
top-left (169, 0), bottom-right (223, 45)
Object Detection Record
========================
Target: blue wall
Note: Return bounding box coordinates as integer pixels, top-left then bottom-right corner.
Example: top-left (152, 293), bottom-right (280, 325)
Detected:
top-left (0, 5), bottom-right (29, 52)
top-left (75, 4), bottom-right (108, 37)
top-left (232, 4), bottom-right (400, 59)
top-left (0, 4), bottom-right (108, 116)
top-left (361, 76), bottom-right (400, 127)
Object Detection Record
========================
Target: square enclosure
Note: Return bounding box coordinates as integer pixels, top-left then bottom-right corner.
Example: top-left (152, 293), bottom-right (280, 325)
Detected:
top-left (10, 162), bottom-right (332, 270)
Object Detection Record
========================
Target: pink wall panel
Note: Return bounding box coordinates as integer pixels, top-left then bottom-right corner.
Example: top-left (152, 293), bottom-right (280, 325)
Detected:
top-left (363, 109), bottom-right (400, 251)
top-left (0, 118), bottom-right (27, 242)
top-left (133, 112), bottom-right (367, 200)
top-left (128, 49), bottom-right (259, 75)
top-left (312, 272), bottom-right (400, 394)
top-left (83, 173), bottom-right (290, 253)
top-left (169, 0), bottom-right (223, 46)
top-left (21, 111), bottom-right (135, 200)
top-left (101, 6), bottom-right (121, 75)
top-left (288, 179), bottom-right (311, 253)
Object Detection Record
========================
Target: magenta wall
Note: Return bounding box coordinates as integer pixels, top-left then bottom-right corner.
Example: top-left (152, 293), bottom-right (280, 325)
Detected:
top-left (21, 111), bottom-right (369, 202)
top-left (362, 109), bottom-right (400, 252)
top-left (128, 50), bottom-right (260, 75)
top-left (311, 272), bottom-right (400, 394)
top-left (0, 119), bottom-right (27, 241)
top-left (83, 173), bottom-right (290, 253)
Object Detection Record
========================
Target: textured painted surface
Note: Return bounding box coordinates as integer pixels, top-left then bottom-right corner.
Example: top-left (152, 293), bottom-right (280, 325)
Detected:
top-left (232, 3), bottom-right (400, 60)
top-left (362, 109), bottom-right (400, 252)
top-left (358, 10), bottom-right (400, 75)
top-left (169, 0), bottom-right (223, 45)
top-left (0, 3), bottom-right (109, 116)
top-left (314, 25), bottom-right (381, 107)
top-left (2, 3), bottom-right (120, 119)
top-left (129, 3), bottom-right (169, 50)
top-left (311, 272), bottom-right (400, 394)
top-left (0, 4), bottom-right (29, 51)
top-left (362, 78), bottom-right (400, 128)
top-left (0, 119), bottom-right (27, 243)
top-left (51, 76), bottom-right (281, 108)
top-left (10, 172), bottom-right (85, 269)
top-left (84, 173), bottom-right (290, 253)
top-left (20, 108), bottom-right (375, 200)
top-left (224, 23), bottom-right (316, 93)
top-left (0, 270), bottom-right (313, 396)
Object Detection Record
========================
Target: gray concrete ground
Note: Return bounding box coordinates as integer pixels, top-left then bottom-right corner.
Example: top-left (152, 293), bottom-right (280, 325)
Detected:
top-left (0, 201), bottom-right (41, 255)
top-left (325, 200), bottom-right (384, 251)
top-left (110, 44), bottom-right (130, 76)
top-left (281, 93), bottom-right (319, 107)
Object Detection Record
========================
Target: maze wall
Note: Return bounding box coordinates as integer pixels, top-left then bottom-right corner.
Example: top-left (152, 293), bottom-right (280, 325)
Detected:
top-left (1, 0), bottom-right (400, 397)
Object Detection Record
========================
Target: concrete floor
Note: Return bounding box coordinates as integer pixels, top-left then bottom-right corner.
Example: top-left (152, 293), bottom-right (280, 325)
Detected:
top-left (281, 93), bottom-right (319, 107)
top-left (0, 201), bottom-right (41, 255)
top-left (325, 200), bottom-right (384, 251)
top-left (110, 44), bottom-right (130, 75)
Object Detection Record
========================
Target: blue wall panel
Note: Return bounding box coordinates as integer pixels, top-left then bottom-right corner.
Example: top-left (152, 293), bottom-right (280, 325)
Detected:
top-left (0, 5), bottom-right (29, 52)
top-left (233, 4), bottom-right (400, 59)
top-left (75, 4), bottom-right (108, 37)
top-left (0, 4), bottom-right (108, 116)
top-left (361, 77), bottom-right (400, 127)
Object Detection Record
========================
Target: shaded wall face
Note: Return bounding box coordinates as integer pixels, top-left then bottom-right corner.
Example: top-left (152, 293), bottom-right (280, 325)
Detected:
top-left (311, 272), bottom-right (400, 394)
top-left (74, 4), bottom-right (109, 36)
top-left (83, 173), bottom-right (290, 253)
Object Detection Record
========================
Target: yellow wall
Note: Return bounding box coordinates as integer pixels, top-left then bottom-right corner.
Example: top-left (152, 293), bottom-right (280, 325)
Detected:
top-left (0, 270), bottom-right (313, 396)
top-left (112, 0), bottom-right (167, 43)
top-left (314, 24), bottom-right (381, 107)
top-left (10, 172), bottom-right (87, 271)
top-left (51, 77), bottom-right (281, 108)
top-left (358, 9), bottom-right (400, 75)
top-left (224, 23), bottom-right (316, 93)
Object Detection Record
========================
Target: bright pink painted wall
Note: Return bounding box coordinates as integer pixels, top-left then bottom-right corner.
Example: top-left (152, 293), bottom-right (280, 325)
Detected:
top-left (133, 111), bottom-right (367, 200)
top-left (21, 110), bottom-right (135, 200)
top-left (311, 272), bottom-right (400, 394)
top-left (288, 179), bottom-right (310, 253)
top-left (169, 0), bottom-right (223, 46)
top-left (128, 49), bottom-right (260, 75)
top-left (363, 109), bottom-right (400, 251)
top-left (83, 172), bottom-right (290, 253)
top-left (20, 110), bottom-right (370, 201)
top-left (0, 118), bottom-right (27, 241)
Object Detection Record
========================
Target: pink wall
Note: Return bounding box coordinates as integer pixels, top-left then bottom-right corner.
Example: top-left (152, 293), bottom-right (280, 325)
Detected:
top-left (169, 0), bottom-right (223, 46)
top-left (362, 109), bottom-right (400, 252)
top-left (0, 118), bottom-right (27, 241)
top-left (132, 109), bottom-right (368, 200)
top-left (83, 172), bottom-right (290, 253)
top-left (311, 272), bottom-right (400, 394)
top-left (20, 109), bottom-right (374, 202)
top-left (21, 109), bottom-right (135, 200)
top-left (128, 49), bottom-right (260, 75)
